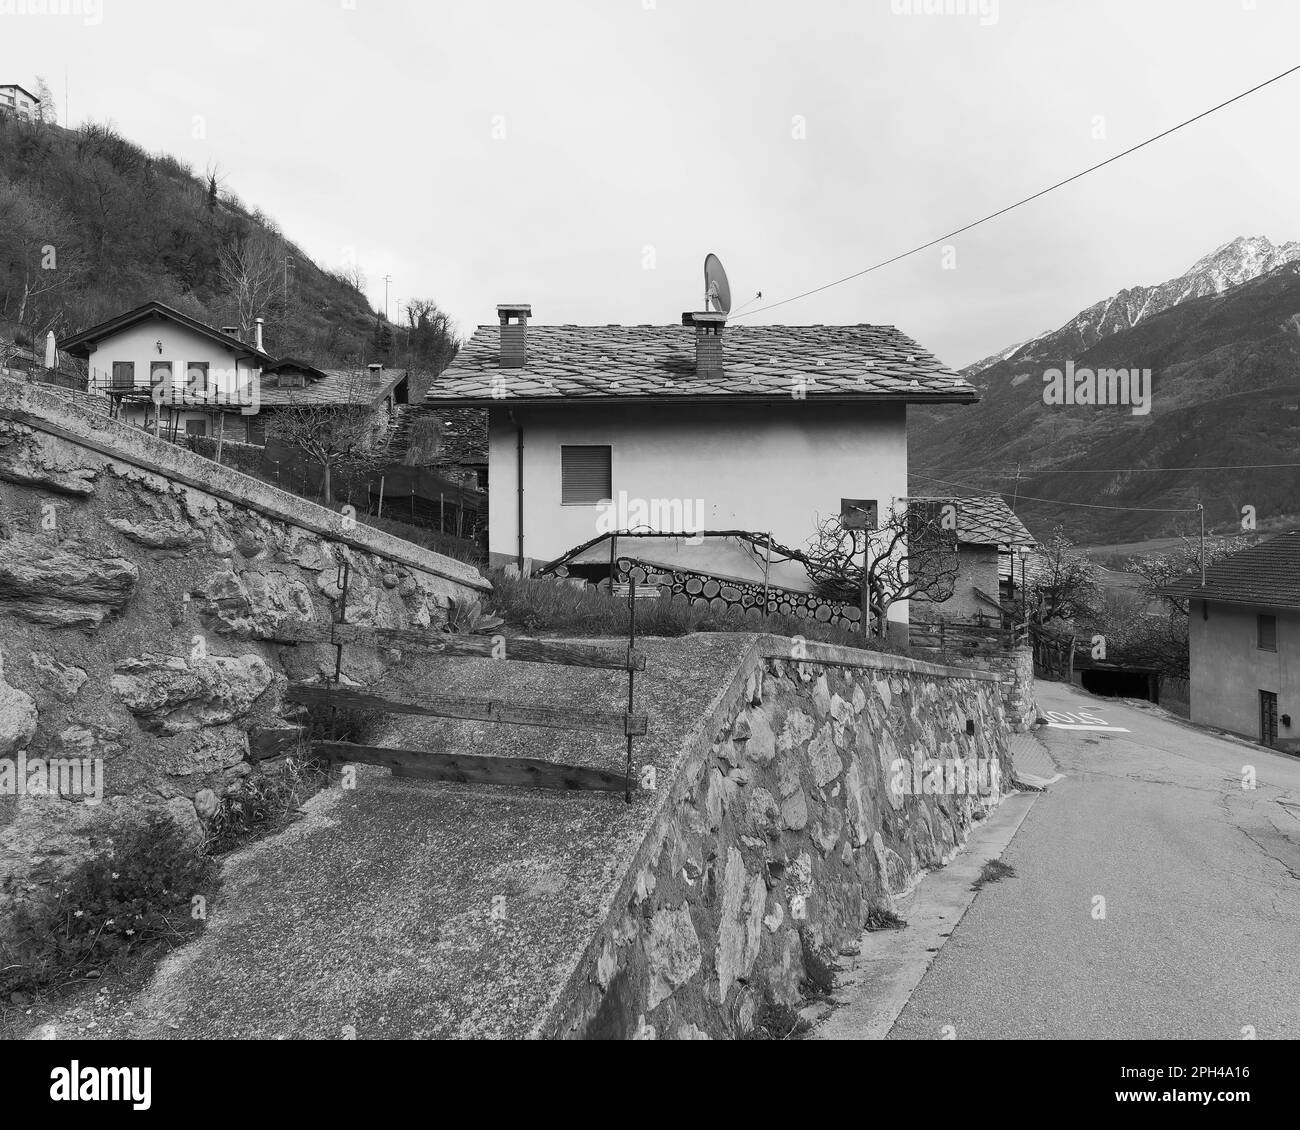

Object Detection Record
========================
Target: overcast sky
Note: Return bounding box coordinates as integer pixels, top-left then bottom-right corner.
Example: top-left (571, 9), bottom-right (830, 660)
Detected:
top-left (10, 0), bottom-right (1300, 366)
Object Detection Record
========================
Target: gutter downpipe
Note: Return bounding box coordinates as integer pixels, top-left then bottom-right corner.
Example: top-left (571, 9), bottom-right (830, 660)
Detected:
top-left (509, 410), bottom-right (524, 575)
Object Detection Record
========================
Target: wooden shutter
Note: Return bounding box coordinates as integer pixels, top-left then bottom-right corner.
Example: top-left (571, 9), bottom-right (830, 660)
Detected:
top-left (561, 445), bottom-right (611, 504)
top-left (111, 361), bottom-right (135, 388)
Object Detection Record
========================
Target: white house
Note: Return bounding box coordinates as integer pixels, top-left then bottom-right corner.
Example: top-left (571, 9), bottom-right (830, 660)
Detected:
top-left (0, 84), bottom-right (40, 121)
top-left (61, 302), bottom-right (272, 442)
top-left (426, 303), bottom-right (978, 635)
top-left (1167, 530), bottom-right (1300, 752)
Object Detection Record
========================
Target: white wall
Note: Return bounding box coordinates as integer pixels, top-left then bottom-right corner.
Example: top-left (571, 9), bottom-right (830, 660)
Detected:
top-left (488, 400), bottom-right (911, 623)
top-left (81, 320), bottom-right (261, 433)
top-left (1189, 599), bottom-right (1299, 748)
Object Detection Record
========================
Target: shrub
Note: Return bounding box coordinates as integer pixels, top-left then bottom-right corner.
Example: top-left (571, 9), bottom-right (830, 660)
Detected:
top-left (1, 814), bottom-right (213, 994)
top-left (201, 754), bottom-right (329, 856)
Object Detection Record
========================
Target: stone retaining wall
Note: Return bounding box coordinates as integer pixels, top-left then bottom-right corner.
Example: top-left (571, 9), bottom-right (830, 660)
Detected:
top-left (542, 638), bottom-right (1012, 1039)
top-left (0, 375), bottom-right (488, 909)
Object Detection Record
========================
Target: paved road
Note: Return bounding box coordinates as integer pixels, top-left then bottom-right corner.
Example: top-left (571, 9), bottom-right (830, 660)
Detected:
top-left (888, 681), bottom-right (1300, 1039)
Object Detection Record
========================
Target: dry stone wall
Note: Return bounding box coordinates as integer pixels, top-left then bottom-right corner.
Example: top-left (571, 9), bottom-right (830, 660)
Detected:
top-left (544, 640), bottom-right (1012, 1039)
top-left (0, 378), bottom-right (487, 909)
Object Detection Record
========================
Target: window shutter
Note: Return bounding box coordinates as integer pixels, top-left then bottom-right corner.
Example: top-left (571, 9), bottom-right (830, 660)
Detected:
top-left (561, 445), bottom-right (611, 504)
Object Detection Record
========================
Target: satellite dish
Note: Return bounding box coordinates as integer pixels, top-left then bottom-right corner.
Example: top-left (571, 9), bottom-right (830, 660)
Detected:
top-left (704, 253), bottom-right (732, 315)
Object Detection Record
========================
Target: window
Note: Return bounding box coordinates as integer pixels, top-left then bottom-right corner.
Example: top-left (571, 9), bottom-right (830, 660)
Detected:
top-left (561, 445), bottom-right (612, 504)
top-left (185, 418), bottom-right (207, 438)
top-left (1258, 614), bottom-right (1277, 652)
top-left (111, 361), bottom-right (135, 389)
top-left (186, 362), bottom-right (210, 403)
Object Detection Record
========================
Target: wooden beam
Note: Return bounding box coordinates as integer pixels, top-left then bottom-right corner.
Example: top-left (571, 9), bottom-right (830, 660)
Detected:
top-left (313, 741), bottom-right (628, 794)
top-left (285, 683), bottom-right (648, 737)
top-left (263, 620), bottom-right (646, 671)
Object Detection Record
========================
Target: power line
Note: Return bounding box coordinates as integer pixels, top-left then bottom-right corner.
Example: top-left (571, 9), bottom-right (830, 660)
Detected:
top-left (733, 63), bottom-right (1300, 321)
top-left (912, 472), bottom-right (1202, 514)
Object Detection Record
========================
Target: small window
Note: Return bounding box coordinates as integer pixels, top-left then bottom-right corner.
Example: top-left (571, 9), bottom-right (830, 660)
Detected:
top-left (1258, 614), bottom-right (1277, 652)
top-left (111, 361), bottom-right (135, 389)
top-left (561, 445), bottom-right (612, 504)
top-left (185, 418), bottom-right (207, 438)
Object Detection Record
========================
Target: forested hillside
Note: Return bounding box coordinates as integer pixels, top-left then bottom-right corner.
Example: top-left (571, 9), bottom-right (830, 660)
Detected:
top-left (0, 113), bottom-right (457, 373)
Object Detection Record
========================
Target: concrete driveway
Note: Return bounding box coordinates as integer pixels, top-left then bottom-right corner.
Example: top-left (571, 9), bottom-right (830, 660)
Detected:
top-left (886, 681), bottom-right (1300, 1039)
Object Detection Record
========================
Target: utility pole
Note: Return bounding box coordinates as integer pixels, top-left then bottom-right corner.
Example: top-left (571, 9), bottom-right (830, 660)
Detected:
top-left (383, 275), bottom-right (392, 322)
top-left (1011, 461), bottom-right (1022, 510)
top-left (1198, 502), bottom-right (1206, 586)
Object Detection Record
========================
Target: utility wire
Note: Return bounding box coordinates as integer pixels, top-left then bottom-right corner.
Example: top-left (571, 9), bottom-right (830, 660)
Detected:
top-left (912, 472), bottom-right (1203, 514)
top-left (732, 63), bottom-right (1300, 321)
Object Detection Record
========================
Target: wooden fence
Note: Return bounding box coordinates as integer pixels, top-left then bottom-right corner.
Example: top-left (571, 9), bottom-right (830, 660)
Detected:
top-left (251, 563), bottom-right (648, 800)
top-left (909, 612), bottom-right (1028, 659)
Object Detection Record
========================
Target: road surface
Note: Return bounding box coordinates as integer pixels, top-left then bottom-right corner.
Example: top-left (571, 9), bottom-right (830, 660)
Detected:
top-left (887, 681), bottom-right (1300, 1040)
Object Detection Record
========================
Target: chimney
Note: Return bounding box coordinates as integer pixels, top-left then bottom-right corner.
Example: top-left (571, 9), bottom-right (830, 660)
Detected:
top-left (683, 311), bottom-right (726, 375)
top-left (254, 317), bottom-right (265, 353)
top-left (497, 304), bottom-right (532, 368)
top-left (221, 326), bottom-right (239, 338)
top-left (368, 363), bottom-right (383, 374)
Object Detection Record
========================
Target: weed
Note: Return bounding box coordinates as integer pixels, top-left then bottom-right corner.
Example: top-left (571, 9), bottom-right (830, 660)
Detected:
top-left (202, 755), bottom-right (329, 856)
top-left (864, 905), bottom-right (907, 931)
top-left (0, 815), bottom-right (213, 995)
top-left (799, 934), bottom-right (840, 997)
top-left (972, 858), bottom-right (1017, 891)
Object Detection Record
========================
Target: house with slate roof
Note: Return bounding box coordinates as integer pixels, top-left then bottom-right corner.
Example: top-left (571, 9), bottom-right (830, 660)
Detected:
top-left (61, 303), bottom-right (406, 445)
top-left (1166, 530), bottom-right (1300, 751)
top-left (909, 495), bottom-right (1037, 619)
top-left (426, 303), bottom-right (978, 635)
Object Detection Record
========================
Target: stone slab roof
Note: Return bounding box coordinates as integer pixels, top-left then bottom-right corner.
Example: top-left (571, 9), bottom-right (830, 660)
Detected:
top-left (1165, 530), bottom-right (1300, 611)
top-left (424, 323), bottom-right (975, 404)
top-left (911, 495), bottom-right (1037, 547)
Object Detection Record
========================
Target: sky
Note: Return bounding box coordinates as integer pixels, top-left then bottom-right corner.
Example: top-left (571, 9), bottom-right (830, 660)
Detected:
top-left (7, 0), bottom-right (1300, 367)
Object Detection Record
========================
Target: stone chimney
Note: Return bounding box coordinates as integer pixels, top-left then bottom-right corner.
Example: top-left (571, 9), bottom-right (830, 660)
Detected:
top-left (497, 304), bottom-right (532, 369)
top-left (683, 311), bottom-right (726, 375)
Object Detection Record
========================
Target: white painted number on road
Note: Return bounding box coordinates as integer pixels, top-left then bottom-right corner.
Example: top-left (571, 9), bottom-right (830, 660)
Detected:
top-left (1042, 710), bottom-right (1129, 733)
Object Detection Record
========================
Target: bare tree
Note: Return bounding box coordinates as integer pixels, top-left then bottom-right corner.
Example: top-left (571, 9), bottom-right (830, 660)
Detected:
top-left (803, 502), bottom-right (959, 636)
top-left (1026, 528), bottom-right (1100, 626)
top-left (264, 370), bottom-right (392, 504)
top-left (0, 175), bottom-right (85, 328)
top-left (218, 230), bottom-right (281, 341)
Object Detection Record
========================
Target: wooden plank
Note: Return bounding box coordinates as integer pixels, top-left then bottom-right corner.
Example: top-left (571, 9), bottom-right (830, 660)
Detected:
top-left (313, 741), bottom-right (627, 794)
top-left (285, 683), bottom-right (648, 737)
top-left (264, 620), bottom-right (645, 671)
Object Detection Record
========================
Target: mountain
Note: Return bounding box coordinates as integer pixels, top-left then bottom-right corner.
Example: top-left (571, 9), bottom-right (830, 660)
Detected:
top-left (910, 242), bottom-right (1300, 547)
top-left (0, 115), bottom-right (453, 370)
top-left (1000, 236), bottom-right (1300, 370)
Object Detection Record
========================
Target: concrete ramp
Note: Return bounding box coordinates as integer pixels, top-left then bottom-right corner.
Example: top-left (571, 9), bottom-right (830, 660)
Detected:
top-left (32, 634), bottom-right (753, 1040)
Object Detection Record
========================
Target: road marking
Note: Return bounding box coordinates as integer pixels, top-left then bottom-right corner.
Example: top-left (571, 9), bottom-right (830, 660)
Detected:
top-left (1039, 710), bottom-right (1130, 733)
top-left (1044, 722), bottom-right (1130, 732)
